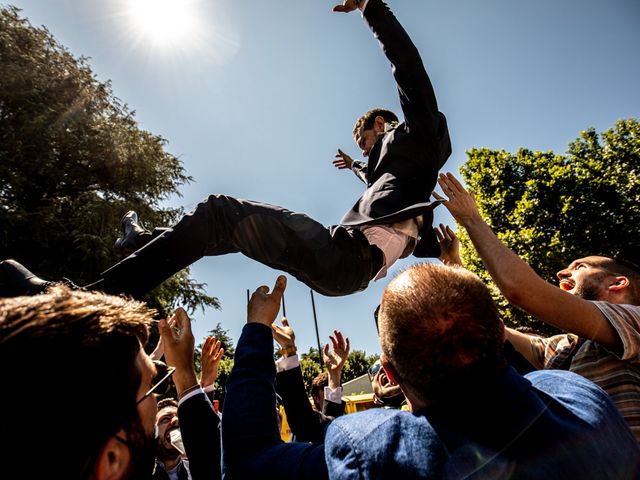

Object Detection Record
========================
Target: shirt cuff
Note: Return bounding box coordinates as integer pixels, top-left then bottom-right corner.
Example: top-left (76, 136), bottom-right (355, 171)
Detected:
top-left (275, 354), bottom-right (300, 372)
top-left (324, 385), bottom-right (343, 404)
top-left (178, 385), bottom-right (205, 406)
top-left (202, 383), bottom-right (215, 394)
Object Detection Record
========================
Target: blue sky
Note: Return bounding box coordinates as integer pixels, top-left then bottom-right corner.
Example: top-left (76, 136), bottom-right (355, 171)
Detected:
top-left (10, 0), bottom-right (640, 355)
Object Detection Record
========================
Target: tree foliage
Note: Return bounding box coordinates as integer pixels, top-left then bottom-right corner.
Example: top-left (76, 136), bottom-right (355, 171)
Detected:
top-left (458, 118), bottom-right (640, 333)
top-left (0, 6), bottom-right (217, 316)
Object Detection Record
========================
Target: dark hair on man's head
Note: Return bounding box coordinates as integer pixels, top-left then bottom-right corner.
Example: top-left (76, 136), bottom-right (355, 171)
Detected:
top-left (0, 286), bottom-right (153, 478)
top-left (598, 256), bottom-right (640, 305)
top-left (379, 264), bottom-right (506, 404)
top-left (310, 371), bottom-right (329, 410)
top-left (353, 108), bottom-right (399, 138)
top-left (157, 398), bottom-right (179, 410)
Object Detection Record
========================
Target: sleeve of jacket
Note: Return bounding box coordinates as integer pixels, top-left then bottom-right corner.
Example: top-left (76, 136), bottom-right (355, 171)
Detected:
top-left (222, 323), bottom-right (328, 479)
top-left (351, 160), bottom-right (368, 184)
top-left (323, 398), bottom-right (346, 419)
top-left (177, 392), bottom-right (221, 480)
top-left (276, 367), bottom-right (329, 443)
top-left (364, 0), bottom-right (451, 163)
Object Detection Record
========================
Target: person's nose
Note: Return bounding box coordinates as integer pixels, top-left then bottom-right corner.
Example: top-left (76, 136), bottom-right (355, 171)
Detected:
top-left (557, 268), bottom-right (570, 280)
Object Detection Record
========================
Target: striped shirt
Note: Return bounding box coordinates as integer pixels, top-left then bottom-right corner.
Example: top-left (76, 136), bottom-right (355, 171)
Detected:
top-left (529, 301), bottom-right (640, 442)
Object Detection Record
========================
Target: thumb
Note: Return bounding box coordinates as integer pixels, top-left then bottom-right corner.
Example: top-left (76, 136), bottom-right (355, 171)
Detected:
top-left (174, 308), bottom-right (192, 334)
top-left (272, 275), bottom-right (287, 300)
top-left (333, 5), bottom-right (348, 12)
top-left (432, 191), bottom-right (445, 201)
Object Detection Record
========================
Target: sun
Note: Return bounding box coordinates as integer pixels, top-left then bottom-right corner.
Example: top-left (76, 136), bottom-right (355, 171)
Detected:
top-left (127, 0), bottom-right (198, 47)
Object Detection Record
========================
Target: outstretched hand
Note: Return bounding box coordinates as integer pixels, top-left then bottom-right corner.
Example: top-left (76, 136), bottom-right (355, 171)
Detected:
top-left (435, 224), bottom-right (462, 267)
top-left (323, 330), bottom-right (350, 389)
top-left (247, 276), bottom-right (287, 327)
top-left (200, 336), bottom-right (225, 388)
top-left (323, 330), bottom-right (350, 374)
top-left (432, 172), bottom-right (482, 226)
top-left (159, 308), bottom-right (197, 395)
top-left (332, 149), bottom-right (354, 170)
top-left (333, 0), bottom-right (360, 13)
top-left (272, 317), bottom-right (296, 350)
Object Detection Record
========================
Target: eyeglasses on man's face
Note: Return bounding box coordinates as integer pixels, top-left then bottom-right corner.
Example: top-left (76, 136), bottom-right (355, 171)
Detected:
top-left (136, 360), bottom-right (176, 405)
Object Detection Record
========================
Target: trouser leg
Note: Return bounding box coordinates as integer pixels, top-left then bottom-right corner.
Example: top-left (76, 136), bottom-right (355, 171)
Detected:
top-left (100, 195), bottom-right (376, 297)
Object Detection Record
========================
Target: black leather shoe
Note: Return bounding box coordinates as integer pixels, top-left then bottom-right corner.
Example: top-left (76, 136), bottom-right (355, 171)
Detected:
top-left (113, 211), bottom-right (150, 253)
top-left (0, 259), bottom-right (54, 297)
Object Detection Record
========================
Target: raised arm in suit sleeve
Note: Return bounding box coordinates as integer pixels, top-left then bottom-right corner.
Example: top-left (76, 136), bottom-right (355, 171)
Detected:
top-left (222, 323), bottom-right (328, 479)
top-left (276, 367), bottom-right (334, 443)
top-left (178, 392), bottom-right (220, 480)
top-left (364, 0), bottom-right (448, 155)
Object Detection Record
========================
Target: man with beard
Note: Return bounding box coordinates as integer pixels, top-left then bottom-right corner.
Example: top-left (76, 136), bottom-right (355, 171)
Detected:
top-left (154, 399), bottom-right (190, 480)
top-left (435, 172), bottom-right (640, 442)
top-left (0, 286), bottom-right (160, 479)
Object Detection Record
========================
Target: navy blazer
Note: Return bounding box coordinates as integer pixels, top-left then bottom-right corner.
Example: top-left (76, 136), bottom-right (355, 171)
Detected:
top-left (339, 0), bottom-right (452, 258)
top-left (276, 365), bottom-right (346, 443)
top-left (178, 392), bottom-right (221, 480)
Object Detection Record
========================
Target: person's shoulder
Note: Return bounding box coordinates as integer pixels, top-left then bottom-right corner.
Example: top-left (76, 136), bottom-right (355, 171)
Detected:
top-left (525, 369), bottom-right (618, 420)
top-left (592, 300), bottom-right (640, 316)
top-left (526, 369), bottom-right (602, 394)
top-left (325, 409), bottom-right (444, 478)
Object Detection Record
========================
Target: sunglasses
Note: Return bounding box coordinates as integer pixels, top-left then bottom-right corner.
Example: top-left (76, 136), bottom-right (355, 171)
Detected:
top-left (368, 361), bottom-right (383, 381)
top-left (136, 361), bottom-right (176, 405)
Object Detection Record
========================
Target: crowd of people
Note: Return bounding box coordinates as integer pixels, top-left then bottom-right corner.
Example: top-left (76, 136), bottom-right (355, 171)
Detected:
top-left (2, 0), bottom-right (640, 478)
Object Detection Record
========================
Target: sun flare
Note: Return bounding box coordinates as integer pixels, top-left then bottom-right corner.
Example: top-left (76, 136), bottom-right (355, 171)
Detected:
top-left (127, 0), bottom-right (198, 47)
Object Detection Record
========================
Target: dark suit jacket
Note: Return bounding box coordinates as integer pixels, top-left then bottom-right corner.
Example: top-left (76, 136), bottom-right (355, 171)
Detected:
top-left (177, 391), bottom-right (221, 480)
top-left (276, 366), bottom-right (346, 443)
top-left (340, 0), bottom-right (452, 258)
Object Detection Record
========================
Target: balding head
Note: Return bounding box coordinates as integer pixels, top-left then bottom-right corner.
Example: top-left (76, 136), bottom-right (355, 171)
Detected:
top-left (379, 263), bottom-right (506, 405)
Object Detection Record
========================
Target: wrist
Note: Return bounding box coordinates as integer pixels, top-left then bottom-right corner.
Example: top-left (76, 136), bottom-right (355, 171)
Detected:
top-left (328, 371), bottom-right (341, 389)
top-left (280, 345), bottom-right (297, 357)
top-left (173, 369), bottom-right (199, 397)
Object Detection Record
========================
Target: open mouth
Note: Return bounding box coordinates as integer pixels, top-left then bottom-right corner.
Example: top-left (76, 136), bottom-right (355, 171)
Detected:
top-left (559, 280), bottom-right (574, 291)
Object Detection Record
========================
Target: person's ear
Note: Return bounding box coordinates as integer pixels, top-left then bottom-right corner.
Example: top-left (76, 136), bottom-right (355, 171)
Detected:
top-left (380, 353), bottom-right (400, 386)
top-left (609, 276), bottom-right (630, 293)
top-left (373, 115), bottom-right (386, 133)
top-left (94, 432), bottom-right (131, 480)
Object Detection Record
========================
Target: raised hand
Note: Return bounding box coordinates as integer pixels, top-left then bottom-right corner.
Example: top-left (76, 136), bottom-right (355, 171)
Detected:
top-left (200, 336), bottom-right (225, 388)
top-left (247, 275), bottom-right (286, 327)
top-left (323, 330), bottom-right (350, 388)
top-left (332, 0), bottom-right (360, 13)
top-left (435, 224), bottom-right (462, 267)
top-left (159, 308), bottom-right (197, 396)
top-left (332, 148), bottom-right (354, 170)
top-left (433, 172), bottom-right (482, 226)
top-left (272, 317), bottom-right (296, 350)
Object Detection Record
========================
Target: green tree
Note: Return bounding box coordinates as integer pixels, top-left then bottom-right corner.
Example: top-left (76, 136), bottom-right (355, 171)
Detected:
top-left (192, 322), bottom-right (234, 406)
top-left (0, 6), bottom-right (217, 316)
top-left (342, 350), bottom-right (378, 383)
top-left (458, 118), bottom-right (640, 333)
top-left (299, 347), bottom-right (323, 393)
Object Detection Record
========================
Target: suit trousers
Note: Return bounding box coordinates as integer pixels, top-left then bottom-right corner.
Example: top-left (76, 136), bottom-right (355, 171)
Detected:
top-left (101, 195), bottom-right (380, 297)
